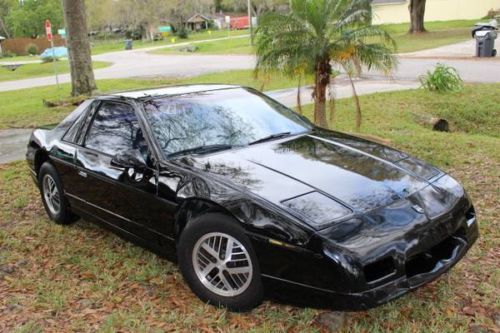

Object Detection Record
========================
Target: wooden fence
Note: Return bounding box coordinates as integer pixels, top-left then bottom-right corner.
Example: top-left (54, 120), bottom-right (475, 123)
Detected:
top-left (1, 36), bottom-right (65, 56)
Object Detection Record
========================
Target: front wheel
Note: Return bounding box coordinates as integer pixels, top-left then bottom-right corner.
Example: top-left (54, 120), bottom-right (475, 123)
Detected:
top-left (177, 213), bottom-right (263, 311)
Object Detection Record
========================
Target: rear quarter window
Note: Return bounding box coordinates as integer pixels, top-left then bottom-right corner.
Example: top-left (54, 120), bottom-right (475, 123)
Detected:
top-left (61, 99), bottom-right (95, 143)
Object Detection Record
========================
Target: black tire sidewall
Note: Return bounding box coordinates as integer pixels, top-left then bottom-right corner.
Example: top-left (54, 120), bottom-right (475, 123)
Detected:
top-left (38, 162), bottom-right (76, 225)
top-left (177, 213), bottom-right (263, 311)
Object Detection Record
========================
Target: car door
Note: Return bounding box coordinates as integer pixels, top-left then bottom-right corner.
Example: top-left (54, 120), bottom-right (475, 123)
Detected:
top-left (47, 99), bottom-right (96, 205)
top-left (72, 100), bottom-right (173, 242)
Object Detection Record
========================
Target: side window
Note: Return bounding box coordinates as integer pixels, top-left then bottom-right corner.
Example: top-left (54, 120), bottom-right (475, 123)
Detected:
top-left (62, 99), bottom-right (95, 143)
top-left (84, 102), bottom-right (147, 156)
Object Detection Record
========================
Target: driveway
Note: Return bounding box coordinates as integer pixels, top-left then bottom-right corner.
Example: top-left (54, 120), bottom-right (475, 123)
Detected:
top-left (0, 129), bottom-right (33, 164)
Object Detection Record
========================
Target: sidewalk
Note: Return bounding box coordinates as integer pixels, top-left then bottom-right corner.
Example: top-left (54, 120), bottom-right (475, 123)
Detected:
top-left (267, 77), bottom-right (419, 108)
top-left (399, 39), bottom-right (499, 60)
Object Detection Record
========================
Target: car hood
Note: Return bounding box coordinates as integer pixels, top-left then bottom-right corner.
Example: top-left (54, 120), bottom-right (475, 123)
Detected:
top-left (185, 131), bottom-right (441, 220)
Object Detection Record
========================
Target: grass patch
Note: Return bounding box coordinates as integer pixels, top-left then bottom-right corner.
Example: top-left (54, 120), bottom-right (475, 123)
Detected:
top-left (0, 84), bottom-right (498, 331)
top-left (153, 19), bottom-right (479, 56)
top-left (380, 19), bottom-right (479, 53)
top-left (152, 36), bottom-right (253, 55)
top-left (0, 55), bottom-right (41, 63)
top-left (0, 61), bottom-right (111, 82)
top-left (0, 70), bottom-right (312, 129)
top-left (90, 29), bottom-right (249, 55)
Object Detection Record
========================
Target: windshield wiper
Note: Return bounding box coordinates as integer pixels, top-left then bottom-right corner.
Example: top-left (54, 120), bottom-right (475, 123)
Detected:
top-left (167, 144), bottom-right (234, 158)
top-left (249, 132), bottom-right (291, 145)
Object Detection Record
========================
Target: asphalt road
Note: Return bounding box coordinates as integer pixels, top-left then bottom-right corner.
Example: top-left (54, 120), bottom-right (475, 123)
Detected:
top-left (0, 39), bottom-right (499, 92)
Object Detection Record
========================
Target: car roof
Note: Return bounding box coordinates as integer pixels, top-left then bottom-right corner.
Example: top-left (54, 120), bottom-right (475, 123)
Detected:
top-left (110, 84), bottom-right (240, 99)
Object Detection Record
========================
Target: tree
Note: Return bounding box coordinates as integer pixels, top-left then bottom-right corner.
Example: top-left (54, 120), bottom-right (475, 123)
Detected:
top-left (62, 0), bottom-right (96, 96)
top-left (255, 0), bottom-right (396, 129)
top-left (5, 0), bottom-right (63, 38)
top-left (221, 0), bottom-right (288, 16)
top-left (408, 0), bottom-right (426, 34)
top-left (0, 0), bottom-right (16, 38)
top-left (85, 0), bottom-right (114, 33)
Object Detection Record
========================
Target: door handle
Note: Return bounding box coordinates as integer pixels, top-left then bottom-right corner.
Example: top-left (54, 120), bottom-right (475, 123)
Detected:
top-left (78, 170), bottom-right (88, 178)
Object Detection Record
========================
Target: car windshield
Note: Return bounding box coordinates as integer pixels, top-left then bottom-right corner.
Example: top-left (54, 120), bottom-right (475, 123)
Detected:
top-left (143, 88), bottom-right (312, 157)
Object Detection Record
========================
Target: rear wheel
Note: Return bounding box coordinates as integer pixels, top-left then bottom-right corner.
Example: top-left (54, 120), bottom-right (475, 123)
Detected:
top-left (178, 213), bottom-right (263, 311)
top-left (38, 162), bottom-right (78, 225)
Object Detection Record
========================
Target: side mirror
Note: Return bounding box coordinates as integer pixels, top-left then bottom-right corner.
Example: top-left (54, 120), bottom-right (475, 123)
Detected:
top-left (111, 149), bottom-right (147, 170)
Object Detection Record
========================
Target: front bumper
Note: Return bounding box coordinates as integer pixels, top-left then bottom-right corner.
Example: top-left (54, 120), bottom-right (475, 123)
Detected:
top-left (261, 207), bottom-right (479, 311)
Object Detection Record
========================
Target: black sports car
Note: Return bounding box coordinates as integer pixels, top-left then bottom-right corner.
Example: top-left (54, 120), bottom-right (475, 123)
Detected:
top-left (26, 85), bottom-right (478, 311)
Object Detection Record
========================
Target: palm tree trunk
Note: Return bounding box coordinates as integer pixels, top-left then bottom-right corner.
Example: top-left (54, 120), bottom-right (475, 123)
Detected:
top-left (313, 61), bottom-right (329, 128)
top-left (347, 72), bottom-right (362, 131)
top-left (62, 0), bottom-right (97, 96)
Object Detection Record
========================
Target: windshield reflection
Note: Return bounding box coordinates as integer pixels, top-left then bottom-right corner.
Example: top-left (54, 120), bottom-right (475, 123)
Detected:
top-left (144, 88), bottom-right (311, 157)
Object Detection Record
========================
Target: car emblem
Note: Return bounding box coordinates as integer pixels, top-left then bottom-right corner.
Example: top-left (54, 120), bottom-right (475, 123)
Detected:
top-left (412, 204), bottom-right (424, 214)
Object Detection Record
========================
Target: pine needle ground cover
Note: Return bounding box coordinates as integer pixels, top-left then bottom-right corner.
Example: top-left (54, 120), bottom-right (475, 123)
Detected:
top-left (0, 84), bottom-right (498, 332)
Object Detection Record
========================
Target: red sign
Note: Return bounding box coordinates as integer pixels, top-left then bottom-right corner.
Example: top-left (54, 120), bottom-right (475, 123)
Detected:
top-left (45, 20), bottom-right (52, 41)
top-left (230, 16), bottom-right (249, 30)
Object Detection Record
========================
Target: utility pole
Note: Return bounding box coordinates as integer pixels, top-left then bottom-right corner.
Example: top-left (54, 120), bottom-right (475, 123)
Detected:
top-left (247, 0), bottom-right (253, 45)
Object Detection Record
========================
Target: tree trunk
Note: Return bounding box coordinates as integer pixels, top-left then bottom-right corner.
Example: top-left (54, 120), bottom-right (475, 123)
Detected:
top-left (313, 61), bottom-right (330, 128)
top-left (328, 78), bottom-right (336, 125)
top-left (296, 75), bottom-right (303, 115)
top-left (0, 17), bottom-right (10, 39)
top-left (411, 112), bottom-right (449, 131)
top-left (408, 0), bottom-right (427, 34)
top-left (347, 72), bottom-right (362, 131)
top-left (62, 0), bottom-right (97, 96)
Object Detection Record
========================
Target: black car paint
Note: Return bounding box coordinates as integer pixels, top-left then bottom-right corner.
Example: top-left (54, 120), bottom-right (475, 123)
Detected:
top-left (26, 87), bottom-right (478, 310)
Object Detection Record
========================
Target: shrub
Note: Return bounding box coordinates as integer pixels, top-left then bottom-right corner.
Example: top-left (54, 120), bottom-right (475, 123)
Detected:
top-left (485, 9), bottom-right (499, 19)
top-left (177, 27), bottom-right (189, 39)
top-left (26, 44), bottom-right (39, 55)
top-left (420, 64), bottom-right (463, 93)
top-left (0, 50), bottom-right (16, 58)
top-left (41, 56), bottom-right (59, 63)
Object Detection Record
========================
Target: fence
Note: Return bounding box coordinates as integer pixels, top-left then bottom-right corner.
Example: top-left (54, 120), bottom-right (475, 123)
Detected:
top-left (1, 36), bottom-right (65, 56)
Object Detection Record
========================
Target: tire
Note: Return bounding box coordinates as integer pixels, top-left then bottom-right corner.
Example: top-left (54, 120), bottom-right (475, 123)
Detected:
top-left (177, 213), bottom-right (263, 311)
top-left (38, 162), bottom-right (78, 225)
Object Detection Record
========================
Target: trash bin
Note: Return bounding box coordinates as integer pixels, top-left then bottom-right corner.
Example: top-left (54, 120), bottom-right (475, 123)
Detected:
top-left (475, 30), bottom-right (497, 57)
top-left (124, 39), bottom-right (133, 50)
top-left (472, 20), bottom-right (498, 57)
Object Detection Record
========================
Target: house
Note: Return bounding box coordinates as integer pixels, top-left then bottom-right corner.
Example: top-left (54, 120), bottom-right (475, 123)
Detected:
top-left (186, 14), bottom-right (212, 31)
top-left (371, 0), bottom-right (500, 25)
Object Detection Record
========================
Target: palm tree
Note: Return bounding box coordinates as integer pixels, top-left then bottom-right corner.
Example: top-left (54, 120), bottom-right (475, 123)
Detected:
top-left (255, 0), bottom-right (397, 129)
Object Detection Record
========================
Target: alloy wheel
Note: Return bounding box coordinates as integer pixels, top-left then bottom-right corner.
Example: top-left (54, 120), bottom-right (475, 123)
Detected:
top-left (42, 174), bottom-right (61, 215)
top-left (192, 232), bottom-right (253, 297)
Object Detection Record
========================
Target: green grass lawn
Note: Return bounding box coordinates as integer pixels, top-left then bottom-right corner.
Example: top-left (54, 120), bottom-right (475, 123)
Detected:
top-left (151, 35), bottom-right (254, 55)
top-left (0, 55), bottom-right (41, 63)
top-left (90, 29), bottom-right (249, 55)
top-left (0, 70), bottom-right (313, 129)
top-left (381, 19), bottom-right (479, 53)
top-left (0, 61), bottom-right (111, 82)
top-left (0, 84), bottom-right (498, 332)
top-left (151, 19), bottom-right (479, 55)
